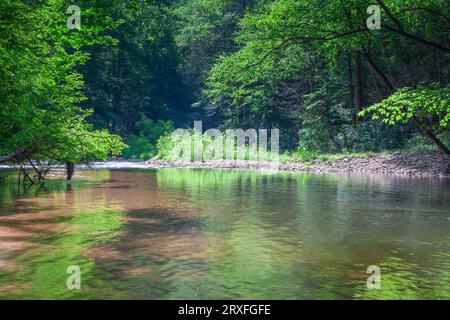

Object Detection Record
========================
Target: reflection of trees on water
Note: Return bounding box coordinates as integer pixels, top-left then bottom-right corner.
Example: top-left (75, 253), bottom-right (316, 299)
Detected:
top-left (0, 170), bottom-right (214, 299)
top-left (0, 169), bottom-right (449, 299)
top-left (354, 247), bottom-right (450, 299)
top-left (155, 169), bottom-right (450, 299)
top-left (0, 171), bottom-right (125, 298)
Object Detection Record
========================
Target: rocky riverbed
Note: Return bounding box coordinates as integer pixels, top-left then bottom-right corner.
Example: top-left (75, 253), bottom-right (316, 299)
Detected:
top-left (143, 152), bottom-right (450, 177)
top-left (2, 153), bottom-right (448, 177)
top-left (303, 153), bottom-right (450, 177)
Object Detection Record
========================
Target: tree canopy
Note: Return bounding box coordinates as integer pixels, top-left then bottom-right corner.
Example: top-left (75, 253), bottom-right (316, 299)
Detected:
top-left (1, 0), bottom-right (449, 172)
top-left (0, 0), bottom-right (126, 174)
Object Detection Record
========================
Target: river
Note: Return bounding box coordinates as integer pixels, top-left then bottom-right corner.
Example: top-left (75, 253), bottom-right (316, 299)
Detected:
top-left (0, 169), bottom-right (449, 299)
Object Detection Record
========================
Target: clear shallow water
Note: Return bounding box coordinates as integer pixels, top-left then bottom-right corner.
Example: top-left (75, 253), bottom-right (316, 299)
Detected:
top-left (0, 169), bottom-right (449, 299)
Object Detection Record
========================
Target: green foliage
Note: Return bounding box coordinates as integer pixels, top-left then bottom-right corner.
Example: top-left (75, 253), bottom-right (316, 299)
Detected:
top-left (83, 0), bottom-right (191, 134)
top-left (359, 85), bottom-right (450, 127)
top-left (2, 0), bottom-right (450, 164)
top-left (174, 0), bottom-right (242, 86)
top-left (156, 130), bottom-right (219, 161)
top-left (358, 84), bottom-right (450, 153)
top-left (298, 83), bottom-right (353, 153)
top-left (156, 129), bottom-right (274, 162)
top-left (0, 0), bottom-right (126, 165)
top-left (204, 0), bottom-right (364, 127)
top-left (404, 133), bottom-right (450, 154)
top-left (203, 0), bottom-right (450, 153)
top-left (123, 117), bottom-right (174, 160)
top-left (156, 130), bottom-right (191, 161)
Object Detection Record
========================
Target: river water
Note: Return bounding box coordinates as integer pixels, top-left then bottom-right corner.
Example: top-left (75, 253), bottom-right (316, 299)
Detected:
top-left (0, 169), bottom-right (449, 299)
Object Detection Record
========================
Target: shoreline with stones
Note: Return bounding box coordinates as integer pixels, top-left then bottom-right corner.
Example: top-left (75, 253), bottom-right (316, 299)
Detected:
top-left (1, 152), bottom-right (449, 178)
top-left (142, 152), bottom-right (450, 177)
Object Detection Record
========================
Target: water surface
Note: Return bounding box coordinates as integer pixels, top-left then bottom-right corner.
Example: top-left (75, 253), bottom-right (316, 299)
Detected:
top-left (0, 169), bottom-right (449, 299)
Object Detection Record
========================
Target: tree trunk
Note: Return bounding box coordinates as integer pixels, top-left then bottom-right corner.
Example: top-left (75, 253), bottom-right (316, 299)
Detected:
top-left (353, 51), bottom-right (362, 126)
top-left (412, 117), bottom-right (450, 156)
top-left (66, 162), bottom-right (75, 181)
top-left (347, 54), bottom-right (355, 116)
top-left (324, 95), bottom-right (341, 153)
top-left (354, 51), bottom-right (363, 123)
top-left (363, 51), bottom-right (395, 92)
top-left (361, 51), bottom-right (449, 156)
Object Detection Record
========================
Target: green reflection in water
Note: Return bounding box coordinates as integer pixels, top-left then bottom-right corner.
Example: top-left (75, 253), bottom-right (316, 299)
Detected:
top-left (1, 212), bottom-right (125, 299)
top-left (354, 244), bottom-right (450, 300)
top-left (0, 168), bottom-right (449, 299)
top-left (0, 170), bottom-right (125, 299)
top-left (154, 169), bottom-right (450, 300)
top-left (153, 170), bottom-right (345, 299)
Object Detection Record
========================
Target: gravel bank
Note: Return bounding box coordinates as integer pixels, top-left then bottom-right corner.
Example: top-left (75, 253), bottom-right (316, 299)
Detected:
top-left (2, 153), bottom-right (448, 177)
top-left (144, 153), bottom-right (450, 177)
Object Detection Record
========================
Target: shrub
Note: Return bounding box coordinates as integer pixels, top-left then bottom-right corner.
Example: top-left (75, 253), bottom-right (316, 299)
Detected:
top-left (156, 130), bottom-right (275, 162)
top-left (123, 117), bottom-right (174, 160)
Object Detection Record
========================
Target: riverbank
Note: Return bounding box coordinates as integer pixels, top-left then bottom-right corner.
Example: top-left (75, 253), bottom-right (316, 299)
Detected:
top-left (144, 152), bottom-right (449, 177)
top-left (1, 152), bottom-right (448, 177)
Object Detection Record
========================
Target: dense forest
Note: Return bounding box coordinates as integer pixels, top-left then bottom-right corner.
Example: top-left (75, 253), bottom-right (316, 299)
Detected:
top-left (1, 0), bottom-right (449, 176)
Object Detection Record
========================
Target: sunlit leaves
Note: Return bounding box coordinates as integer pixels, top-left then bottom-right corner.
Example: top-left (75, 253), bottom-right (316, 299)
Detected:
top-left (0, 0), bottom-right (126, 164)
top-left (359, 84), bottom-right (450, 128)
